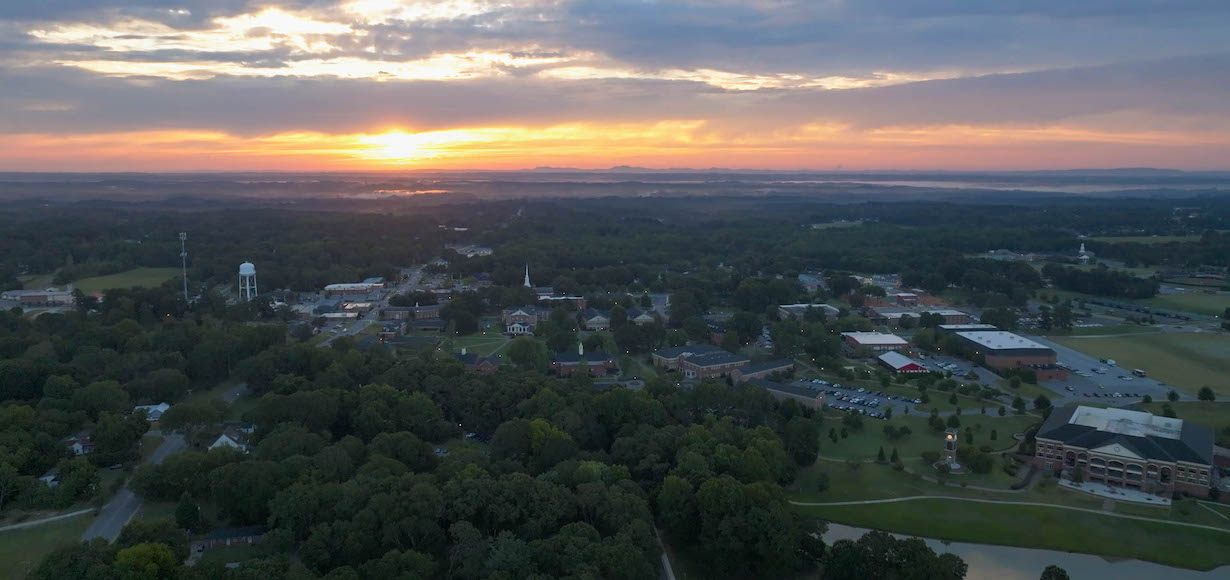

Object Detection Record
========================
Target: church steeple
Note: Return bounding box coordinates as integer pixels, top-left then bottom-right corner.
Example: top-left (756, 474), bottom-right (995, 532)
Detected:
top-left (524, 264), bottom-right (532, 288)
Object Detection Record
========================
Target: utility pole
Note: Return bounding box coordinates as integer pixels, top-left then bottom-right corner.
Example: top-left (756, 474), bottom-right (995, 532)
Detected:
top-left (179, 232), bottom-right (189, 302)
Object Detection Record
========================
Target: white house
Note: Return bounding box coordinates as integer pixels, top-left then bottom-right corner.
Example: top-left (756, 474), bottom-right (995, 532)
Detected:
top-left (209, 427), bottom-right (251, 453)
top-left (134, 402), bottom-right (171, 421)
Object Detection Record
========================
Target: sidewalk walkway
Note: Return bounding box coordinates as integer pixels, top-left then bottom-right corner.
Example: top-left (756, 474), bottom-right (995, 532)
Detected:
top-left (790, 495), bottom-right (1230, 534)
top-left (0, 508), bottom-right (92, 533)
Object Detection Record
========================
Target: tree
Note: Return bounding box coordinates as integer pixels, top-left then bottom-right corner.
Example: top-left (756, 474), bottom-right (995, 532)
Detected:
top-left (506, 337), bottom-right (548, 371)
top-left (783, 417), bottom-right (819, 466)
top-left (112, 542), bottom-right (179, 580)
top-left (946, 414), bottom-right (960, 429)
top-left (29, 540), bottom-right (116, 580)
top-left (656, 475), bottom-right (697, 541)
top-left (876, 446), bottom-right (886, 462)
top-left (1198, 387), bottom-right (1216, 402)
top-left (815, 472), bottom-right (830, 493)
top-left (1168, 389), bottom-right (1180, 402)
top-left (0, 462), bottom-right (23, 511)
top-left (1040, 565), bottom-right (1071, 580)
top-left (890, 448), bottom-right (899, 463)
top-left (1012, 396), bottom-right (1026, 414)
top-left (823, 530), bottom-right (967, 580)
top-left (1143, 394), bottom-right (1153, 403)
top-left (117, 518), bottom-right (189, 561)
top-left (1033, 394), bottom-right (1052, 411)
top-left (175, 492), bottom-right (202, 532)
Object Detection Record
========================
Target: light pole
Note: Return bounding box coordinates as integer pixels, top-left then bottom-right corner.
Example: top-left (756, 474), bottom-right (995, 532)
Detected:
top-left (179, 232), bottom-right (189, 302)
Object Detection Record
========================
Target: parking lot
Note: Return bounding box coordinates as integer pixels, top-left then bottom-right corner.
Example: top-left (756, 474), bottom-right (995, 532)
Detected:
top-left (791, 378), bottom-right (921, 419)
top-left (1030, 335), bottom-right (1178, 403)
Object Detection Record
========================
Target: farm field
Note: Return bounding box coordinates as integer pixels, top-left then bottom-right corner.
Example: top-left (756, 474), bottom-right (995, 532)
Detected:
top-left (1054, 333), bottom-right (1230, 396)
top-left (73, 267), bottom-right (180, 293)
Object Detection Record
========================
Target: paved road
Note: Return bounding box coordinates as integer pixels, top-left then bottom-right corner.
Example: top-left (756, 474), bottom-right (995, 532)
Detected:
top-left (319, 268), bottom-right (422, 348)
top-left (81, 433), bottom-right (186, 542)
top-left (789, 495), bottom-right (1230, 534)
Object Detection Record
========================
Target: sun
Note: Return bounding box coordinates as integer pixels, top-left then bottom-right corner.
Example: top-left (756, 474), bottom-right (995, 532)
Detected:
top-left (358, 131), bottom-right (434, 161)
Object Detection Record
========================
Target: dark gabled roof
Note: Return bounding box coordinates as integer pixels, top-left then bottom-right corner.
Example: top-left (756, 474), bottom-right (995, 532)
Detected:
top-left (582, 308), bottom-right (609, 320)
top-left (504, 304), bottom-right (544, 315)
top-left (652, 343), bottom-right (724, 359)
top-left (738, 359), bottom-right (794, 374)
top-left (552, 350), bottom-right (613, 364)
top-left (684, 350), bottom-right (751, 368)
top-left (626, 308), bottom-right (652, 319)
top-left (747, 379), bottom-right (819, 399)
top-left (1038, 405), bottom-right (1214, 465)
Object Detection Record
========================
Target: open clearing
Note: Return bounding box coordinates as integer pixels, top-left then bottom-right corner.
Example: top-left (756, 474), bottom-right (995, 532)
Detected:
top-left (74, 267), bottom-right (180, 293)
top-left (0, 515), bottom-right (92, 578)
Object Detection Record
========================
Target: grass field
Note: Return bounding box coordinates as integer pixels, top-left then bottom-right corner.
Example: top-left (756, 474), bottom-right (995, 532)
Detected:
top-left (1054, 333), bottom-right (1230, 396)
top-left (1060, 324), bottom-right (1161, 337)
top-left (1146, 292), bottom-right (1230, 317)
top-left (1135, 401), bottom-right (1230, 431)
top-left (1088, 235), bottom-right (1201, 244)
top-left (73, 267), bottom-right (180, 294)
top-left (813, 413), bottom-right (1037, 463)
top-left (17, 273), bottom-right (57, 290)
top-left (796, 499), bottom-right (1230, 570)
top-left (0, 515), bottom-right (92, 578)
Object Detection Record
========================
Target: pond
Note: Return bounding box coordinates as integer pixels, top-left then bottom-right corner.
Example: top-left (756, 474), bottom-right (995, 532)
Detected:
top-left (824, 523), bottom-right (1230, 580)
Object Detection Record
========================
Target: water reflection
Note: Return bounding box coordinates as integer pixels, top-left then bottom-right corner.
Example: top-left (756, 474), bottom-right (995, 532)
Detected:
top-left (823, 524), bottom-right (1230, 580)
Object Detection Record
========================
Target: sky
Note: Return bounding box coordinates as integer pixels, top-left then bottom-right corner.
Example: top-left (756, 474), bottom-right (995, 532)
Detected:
top-left (1, 0), bottom-right (1229, 171)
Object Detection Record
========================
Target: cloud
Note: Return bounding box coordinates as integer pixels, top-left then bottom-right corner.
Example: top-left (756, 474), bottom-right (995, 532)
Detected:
top-left (1, 0), bottom-right (1229, 169)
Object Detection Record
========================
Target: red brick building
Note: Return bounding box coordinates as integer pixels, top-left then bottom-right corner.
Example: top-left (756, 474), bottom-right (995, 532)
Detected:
top-left (1034, 406), bottom-right (1217, 498)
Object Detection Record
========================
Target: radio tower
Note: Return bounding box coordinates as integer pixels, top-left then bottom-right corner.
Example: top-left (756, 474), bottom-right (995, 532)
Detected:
top-left (179, 232), bottom-right (189, 302)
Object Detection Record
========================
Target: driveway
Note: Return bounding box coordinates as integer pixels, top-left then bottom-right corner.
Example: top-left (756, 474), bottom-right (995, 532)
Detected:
top-left (81, 432), bottom-right (186, 542)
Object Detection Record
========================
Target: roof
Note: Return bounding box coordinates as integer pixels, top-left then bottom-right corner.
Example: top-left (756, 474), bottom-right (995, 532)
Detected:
top-left (1038, 406), bottom-right (1214, 465)
top-left (582, 308), bottom-right (609, 320)
top-left (2, 289), bottom-right (73, 297)
top-left (938, 324), bottom-right (998, 331)
top-left (738, 359), bottom-right (795, 375)
top-left (683, 350), bottom-right (751, 367)
top-left (627, 308), bottom-right (654, 319)
top-left (361, 277), bottom-right (385, 284)
top-left (503, 304), bottom-right (545, 316)
top-left (779, 303), bottom-right (840, 316)
top-left (955, 331), bottom-right (1051, 352)
top-left (840, 332), bottom-right (909, 346)
top-left (747, 379), bottom-right (821, 399)
top-left (653, 343), bottom-right (725, 359)
top-left (877, 351), bottom-right (924, 370)
top-left (553, 351), bottom-right (613, 364)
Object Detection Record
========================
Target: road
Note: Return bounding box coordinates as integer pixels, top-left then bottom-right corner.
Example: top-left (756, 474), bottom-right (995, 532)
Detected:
top-left (81, 432), bottom-right (186, 542)
top-left (319, 268), bottom-right (422, 347)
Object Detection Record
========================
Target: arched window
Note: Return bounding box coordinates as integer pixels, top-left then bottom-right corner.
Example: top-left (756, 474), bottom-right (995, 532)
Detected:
top-left (1064, 452), bottom-right (1076, 467)
top-left (1160, 467), bottom-right (1172, 483)
top-left (1090, 457), bottom-right (1106, 467)
top-left (1077, 452), bottom-right (1087, 463)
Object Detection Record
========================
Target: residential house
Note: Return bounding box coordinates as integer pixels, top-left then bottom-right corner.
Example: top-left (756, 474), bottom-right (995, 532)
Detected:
top-left (134, 402), bottom-right (171, 421)
top-left (65, 433), bottom-right (94, 456)
top-left (209, 425), bottom-right (254, 453)
top-left (626, 308), bottom-right (657, 326)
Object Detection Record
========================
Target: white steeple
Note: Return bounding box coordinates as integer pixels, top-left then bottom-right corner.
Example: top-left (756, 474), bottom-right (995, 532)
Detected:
top-left (524, 264), bottom-right (532, 288)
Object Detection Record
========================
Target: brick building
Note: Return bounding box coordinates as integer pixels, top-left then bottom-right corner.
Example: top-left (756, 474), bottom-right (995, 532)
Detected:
top-left (550, 343), bottom-right (617, 377)
top-left (747, 379), bottom-right (826, 409)
top-left (840, 332), bottom-right (909, 355)
top-left (502, 305), bottom-right (551, 335)
top-left (731, 359), bottom-right (795, 383)
top-left (1034, 406), bottom-right (1216, 498)
top-left (954, 331), bottom-right (1066, 380)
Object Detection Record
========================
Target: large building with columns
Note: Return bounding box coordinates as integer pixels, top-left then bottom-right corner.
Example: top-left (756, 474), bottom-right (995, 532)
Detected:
top-left (1034, 405), bottom-right (1216, 498)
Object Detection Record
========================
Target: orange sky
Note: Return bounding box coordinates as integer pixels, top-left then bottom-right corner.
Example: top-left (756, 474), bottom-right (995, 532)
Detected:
top-left (3, 2), bottom-right (1229, 171)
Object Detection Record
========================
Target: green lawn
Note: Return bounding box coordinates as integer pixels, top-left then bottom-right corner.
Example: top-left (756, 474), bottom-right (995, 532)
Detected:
top-left (0, 515), bottom-right (93, 578)
top-left (1088, 235), bottom-right (1201, 244)
top-left (1135, 401), bottom-right (1229, 431)
top-left (450, 334), bottom-right (510, 356)
top-left (1059, 324), bottom-right (1161, 337)
top-left (814, 413), bottom-right (1037, 463)
top-left (17, 273), bottom-right (57, 290)
top-left (796, 499), bottom-right (1230, 571)
top-left (136, 500), bottom-right (177, 522)
top-left (74, 268), bottom-right (180, 294)
top-left (1053, 333), bottom-right (1230, 396)
top-left (1146, 292), bottom-right (1230, 317)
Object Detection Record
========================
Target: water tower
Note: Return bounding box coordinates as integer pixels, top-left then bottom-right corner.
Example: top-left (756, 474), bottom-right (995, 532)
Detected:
top-left (238, 262), bottom-right (258, 301)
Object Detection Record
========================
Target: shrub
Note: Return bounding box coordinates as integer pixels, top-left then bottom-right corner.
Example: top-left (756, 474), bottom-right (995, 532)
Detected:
top-left (920, 451), bottom-right (941, 463)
